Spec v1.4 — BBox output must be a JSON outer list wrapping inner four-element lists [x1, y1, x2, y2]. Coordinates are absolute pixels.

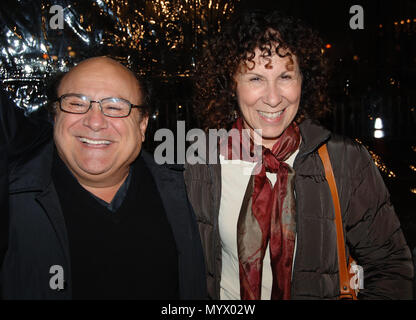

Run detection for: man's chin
[[74, 160, 114, 178], [79, 166, 112, 177]]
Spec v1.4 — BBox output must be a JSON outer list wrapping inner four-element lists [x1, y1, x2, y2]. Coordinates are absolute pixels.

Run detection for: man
[[1, 57, 206, 299]]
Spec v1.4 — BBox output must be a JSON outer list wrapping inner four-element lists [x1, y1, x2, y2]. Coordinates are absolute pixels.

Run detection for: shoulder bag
[[318, 144, 358, 300]]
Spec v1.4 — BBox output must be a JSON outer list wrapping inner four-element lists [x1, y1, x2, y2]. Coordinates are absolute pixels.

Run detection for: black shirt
[[88, 166, 132, 213], [52, 151, 179, 299]]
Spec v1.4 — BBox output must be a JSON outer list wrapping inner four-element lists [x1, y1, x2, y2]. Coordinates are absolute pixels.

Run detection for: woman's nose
[[263, 83, 282, 107]]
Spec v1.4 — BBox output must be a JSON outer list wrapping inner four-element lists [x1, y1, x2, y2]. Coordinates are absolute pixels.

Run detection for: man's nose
[[263, 83, 282, 107], [82, 102, 108, 131]]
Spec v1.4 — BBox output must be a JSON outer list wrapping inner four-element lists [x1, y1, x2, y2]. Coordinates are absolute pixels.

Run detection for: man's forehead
[[60, 57, 136, 83], [57, 57, 141, 97]]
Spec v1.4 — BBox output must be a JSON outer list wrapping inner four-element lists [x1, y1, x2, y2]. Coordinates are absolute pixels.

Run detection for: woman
[[184, 10, 414, 300]]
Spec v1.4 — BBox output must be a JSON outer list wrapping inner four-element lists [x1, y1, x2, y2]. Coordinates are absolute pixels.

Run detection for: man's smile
[[78, 136, 113, 147]]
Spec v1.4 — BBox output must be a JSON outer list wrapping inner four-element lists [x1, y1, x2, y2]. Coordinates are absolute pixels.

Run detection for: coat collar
[[9, 138, 55, 193], [297, 119, 331, 158], [141, 150, 185, 172], [8, 139, 72, 278], [141, 149, 206, 299]]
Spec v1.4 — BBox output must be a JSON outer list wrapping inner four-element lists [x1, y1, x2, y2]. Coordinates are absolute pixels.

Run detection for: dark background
[[0, 0, 415, 250]]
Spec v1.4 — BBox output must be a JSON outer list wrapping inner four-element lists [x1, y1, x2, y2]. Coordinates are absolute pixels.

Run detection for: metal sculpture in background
[[0, 0, 238, 113]]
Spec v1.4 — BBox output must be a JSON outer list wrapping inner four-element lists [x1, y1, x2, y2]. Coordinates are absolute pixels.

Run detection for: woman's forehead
[[239, 49, 298, 73]]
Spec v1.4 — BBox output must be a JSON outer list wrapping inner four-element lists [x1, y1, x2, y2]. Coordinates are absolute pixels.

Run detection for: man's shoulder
[[9, 138, 54, 192], [140, 149, 185, 174]]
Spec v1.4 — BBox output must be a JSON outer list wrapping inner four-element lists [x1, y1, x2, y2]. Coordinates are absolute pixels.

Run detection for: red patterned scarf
[[227, 118, 300, 300]]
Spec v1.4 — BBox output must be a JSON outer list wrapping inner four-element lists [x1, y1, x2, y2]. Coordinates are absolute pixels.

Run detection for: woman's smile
[[257, 108, 286, 122]]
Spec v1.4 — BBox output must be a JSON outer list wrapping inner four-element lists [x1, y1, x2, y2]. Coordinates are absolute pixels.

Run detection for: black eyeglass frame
[[55, 93, 146, 118]]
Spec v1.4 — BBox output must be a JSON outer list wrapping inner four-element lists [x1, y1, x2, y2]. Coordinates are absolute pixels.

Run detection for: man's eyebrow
[[59, 93, 129, 100]]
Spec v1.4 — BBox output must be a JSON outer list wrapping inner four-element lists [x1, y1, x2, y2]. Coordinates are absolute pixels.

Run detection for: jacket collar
[[140, 149, 185, 172], [193, 119, 331, 163], [9, 138, 55, 193], [8, 138, 72, 278], [297, 119, 331, 158], [140, 149, 206, 299]]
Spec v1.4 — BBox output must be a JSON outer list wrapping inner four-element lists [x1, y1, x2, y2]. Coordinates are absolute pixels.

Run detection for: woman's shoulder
[[328, 133, 365, 151], [299, 119, 372, 169], [327, 133, 372, 168]]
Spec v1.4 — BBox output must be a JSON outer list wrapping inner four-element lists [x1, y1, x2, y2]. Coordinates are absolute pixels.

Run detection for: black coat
[[2, 136, 206, 299], [0, 92, 52, 269]]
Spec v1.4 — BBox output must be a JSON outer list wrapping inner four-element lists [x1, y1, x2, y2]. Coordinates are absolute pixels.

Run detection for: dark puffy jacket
[[184, 119, 414, 299]]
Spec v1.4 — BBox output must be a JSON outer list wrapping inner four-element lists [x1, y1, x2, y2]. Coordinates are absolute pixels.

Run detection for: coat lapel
[[141, 151, 191, 252], [9, 140, 71, 273], [141, 150, 204, 299], [35, 183, 71, 271]]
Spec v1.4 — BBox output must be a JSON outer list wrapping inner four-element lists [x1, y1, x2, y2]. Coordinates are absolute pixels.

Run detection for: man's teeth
[[258, 110, 284, 119], [79, 137, 111, 145]]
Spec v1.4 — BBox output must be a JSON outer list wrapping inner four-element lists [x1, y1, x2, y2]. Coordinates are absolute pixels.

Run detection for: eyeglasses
[[56, 93, 146, 118]]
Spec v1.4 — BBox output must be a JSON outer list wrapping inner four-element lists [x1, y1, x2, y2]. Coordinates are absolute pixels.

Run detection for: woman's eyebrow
[[243, 72, 263, 77], [243, 70, 295, 77]]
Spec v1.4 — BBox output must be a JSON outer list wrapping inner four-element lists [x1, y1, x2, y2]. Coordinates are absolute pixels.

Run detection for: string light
[[97, 0, 239, 76], [355, 139, 396, 178], [390, 18, 416, 33]]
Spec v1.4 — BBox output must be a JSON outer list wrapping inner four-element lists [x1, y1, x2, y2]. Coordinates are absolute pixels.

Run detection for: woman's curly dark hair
[[193, 10, 331, 130]]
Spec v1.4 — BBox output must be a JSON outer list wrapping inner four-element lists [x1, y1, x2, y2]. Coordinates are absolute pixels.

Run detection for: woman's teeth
[[79, 137, 111, 145], [258, 110, 284, 119]]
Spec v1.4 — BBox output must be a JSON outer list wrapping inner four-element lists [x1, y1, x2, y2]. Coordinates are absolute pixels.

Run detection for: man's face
[[54, 57, 148, 187]]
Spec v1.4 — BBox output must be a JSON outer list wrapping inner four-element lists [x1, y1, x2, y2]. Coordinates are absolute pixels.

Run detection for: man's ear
[[139, 114, 149, 142], [52, 101, 59, 123]]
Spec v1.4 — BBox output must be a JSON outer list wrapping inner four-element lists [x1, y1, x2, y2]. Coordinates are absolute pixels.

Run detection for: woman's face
[[234, 48, 302, 149]]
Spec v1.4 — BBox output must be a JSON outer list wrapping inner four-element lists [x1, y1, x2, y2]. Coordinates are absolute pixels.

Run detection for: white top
[[219, 149, 299, 300]]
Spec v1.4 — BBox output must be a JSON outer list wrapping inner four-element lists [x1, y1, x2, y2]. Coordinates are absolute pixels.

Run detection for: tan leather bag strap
[[318, 144, 356, 300]]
